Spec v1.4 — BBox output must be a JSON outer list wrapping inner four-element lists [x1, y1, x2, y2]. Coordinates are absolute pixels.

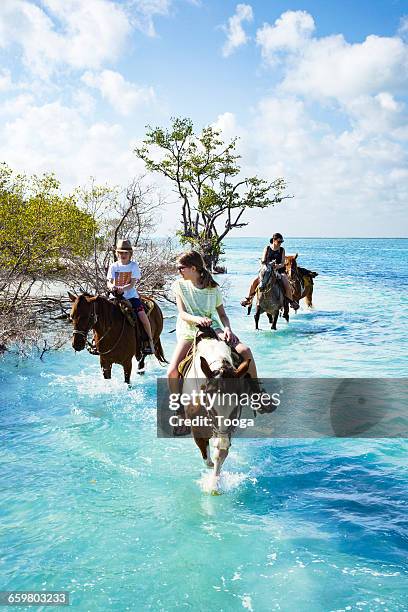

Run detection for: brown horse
[[69, 293, 167, 383], [285, 254, 318, 308]]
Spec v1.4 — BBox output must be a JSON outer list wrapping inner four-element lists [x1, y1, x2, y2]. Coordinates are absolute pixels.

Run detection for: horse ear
[[295, 253, 298, 259], [200, 356, 214, 379], [235, 359, 251, 378], [67, 291, 77, 302]]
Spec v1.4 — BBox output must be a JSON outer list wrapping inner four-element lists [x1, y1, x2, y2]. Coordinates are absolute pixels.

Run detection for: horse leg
[[123, 360, 132, 385], [283, 298, 290, 322], [271, 311, 279, 330], [194, 437, 214, 468], [100, 358, 112, 379], [210, 436, 231, 495], [254, 306, 261, 330], [137, 355, 145, 375]]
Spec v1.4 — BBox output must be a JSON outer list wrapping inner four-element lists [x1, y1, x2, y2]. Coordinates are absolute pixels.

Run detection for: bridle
[[72, 298, 126, 356], [72, 300, 98, 340]]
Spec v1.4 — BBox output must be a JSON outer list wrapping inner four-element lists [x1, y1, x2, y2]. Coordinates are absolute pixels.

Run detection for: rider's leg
[[137, 309, 155, 353], [241, 276, 260, 306], [167, 338, 193, 394], [234, 342, 258, 378], [128, 298, 155, 354], [215, 328, 259, 378]]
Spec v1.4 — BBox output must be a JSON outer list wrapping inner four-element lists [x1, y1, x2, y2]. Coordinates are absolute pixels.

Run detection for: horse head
[[285, 253, 298, 280], [258, 263, 274, 291], [68, 292, 97, 352], [199, 355, 250, 380]]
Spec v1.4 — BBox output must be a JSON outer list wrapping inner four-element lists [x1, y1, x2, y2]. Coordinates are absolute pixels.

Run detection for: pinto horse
[[181, 328, 250, 494], [69, 293, 166, 383], [285, 254, 318, 308]]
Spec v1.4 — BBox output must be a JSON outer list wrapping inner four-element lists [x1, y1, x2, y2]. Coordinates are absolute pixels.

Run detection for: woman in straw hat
[[107, 239, 155, 355]]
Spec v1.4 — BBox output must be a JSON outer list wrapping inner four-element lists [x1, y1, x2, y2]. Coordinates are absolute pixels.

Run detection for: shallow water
[[1, 238, 408, 611]]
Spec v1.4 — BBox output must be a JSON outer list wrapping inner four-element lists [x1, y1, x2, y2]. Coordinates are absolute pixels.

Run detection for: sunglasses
[[177, 265, 188, 271]]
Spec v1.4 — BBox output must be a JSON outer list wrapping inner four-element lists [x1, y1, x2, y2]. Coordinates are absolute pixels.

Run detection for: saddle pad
[[117, 299, 136, 327], [140, 295, 155, 317]]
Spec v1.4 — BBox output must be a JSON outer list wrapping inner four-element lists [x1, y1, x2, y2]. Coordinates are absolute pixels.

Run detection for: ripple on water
[[1, 238, 408, 609]]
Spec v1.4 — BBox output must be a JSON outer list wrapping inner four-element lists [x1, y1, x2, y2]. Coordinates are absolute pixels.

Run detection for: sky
[[0, 0, 407, 237]]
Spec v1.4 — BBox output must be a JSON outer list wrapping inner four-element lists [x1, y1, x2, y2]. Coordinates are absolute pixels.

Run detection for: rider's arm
[[261, 246, 269, 265], [107, 264, 115, 291], [216, 304, 231, 329], [216, 304, 238, 342], [276, 248, 286, 271]]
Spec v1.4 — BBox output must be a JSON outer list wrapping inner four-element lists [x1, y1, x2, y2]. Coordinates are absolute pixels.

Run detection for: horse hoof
[[204, 459, 214, 469], [137, 368, 145, 375]]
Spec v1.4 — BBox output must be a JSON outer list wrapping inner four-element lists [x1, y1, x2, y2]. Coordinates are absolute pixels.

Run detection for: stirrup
[[290, 300, 300, 310], [143, 341, 155, 355]]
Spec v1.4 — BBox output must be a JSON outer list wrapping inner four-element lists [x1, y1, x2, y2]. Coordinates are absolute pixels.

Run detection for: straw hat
[[115, 239, 133, 252]]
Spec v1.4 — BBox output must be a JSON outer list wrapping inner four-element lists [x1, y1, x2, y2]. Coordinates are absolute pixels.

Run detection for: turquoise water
[[1, 238, 408, 611]]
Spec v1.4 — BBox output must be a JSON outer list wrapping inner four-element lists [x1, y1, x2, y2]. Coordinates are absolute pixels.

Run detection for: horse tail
[[154, 337, 168, 364], [298, 267, 318, 281]]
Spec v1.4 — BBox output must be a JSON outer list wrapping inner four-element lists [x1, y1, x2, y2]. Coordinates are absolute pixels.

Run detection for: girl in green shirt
[[167, 251, 258, 390]]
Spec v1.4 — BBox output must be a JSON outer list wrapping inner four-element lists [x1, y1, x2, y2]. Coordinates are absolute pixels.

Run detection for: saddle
[[113, 295, 154, 327], [178, 329, 242, 377]]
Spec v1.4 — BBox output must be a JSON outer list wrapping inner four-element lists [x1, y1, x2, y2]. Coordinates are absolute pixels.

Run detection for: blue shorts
[[128, 297, 144, 313]]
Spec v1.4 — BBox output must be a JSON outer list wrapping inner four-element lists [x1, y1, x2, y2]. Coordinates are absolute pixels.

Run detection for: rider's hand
[[116, 287, 124, 294], [195, 316, 212, 327], [223, 327, 238, 344]]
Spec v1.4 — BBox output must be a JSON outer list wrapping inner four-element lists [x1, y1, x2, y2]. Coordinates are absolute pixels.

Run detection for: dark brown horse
[[69, 293, 167, 383], [285, 254, 318, 308]]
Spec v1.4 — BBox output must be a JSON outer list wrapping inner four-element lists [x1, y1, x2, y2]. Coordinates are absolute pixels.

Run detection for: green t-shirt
[[172, 278, 224, 340]]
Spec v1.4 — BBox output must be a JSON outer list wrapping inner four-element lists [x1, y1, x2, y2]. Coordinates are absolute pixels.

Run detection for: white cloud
[[346, 92, 407, 136], [249, 10, 408, 235], [0, 69, 13, 92], [0, 98, 145, 189], [398, 15, 408, 38], [222, 3, 253, 57], [0, 0, 131, 78], [82, 70, 155, 115], [208, 95, 408, 237], [256, 10, 408, 104], [127, 0, 172, 37], [256, 10, 314, 60]]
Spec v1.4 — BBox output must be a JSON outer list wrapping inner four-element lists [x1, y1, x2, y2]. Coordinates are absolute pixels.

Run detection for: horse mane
[[196, 325, 218, 341], [197, 337, 234, 368], [94, 295, 122, 330], [77, 294, 119, 330]]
